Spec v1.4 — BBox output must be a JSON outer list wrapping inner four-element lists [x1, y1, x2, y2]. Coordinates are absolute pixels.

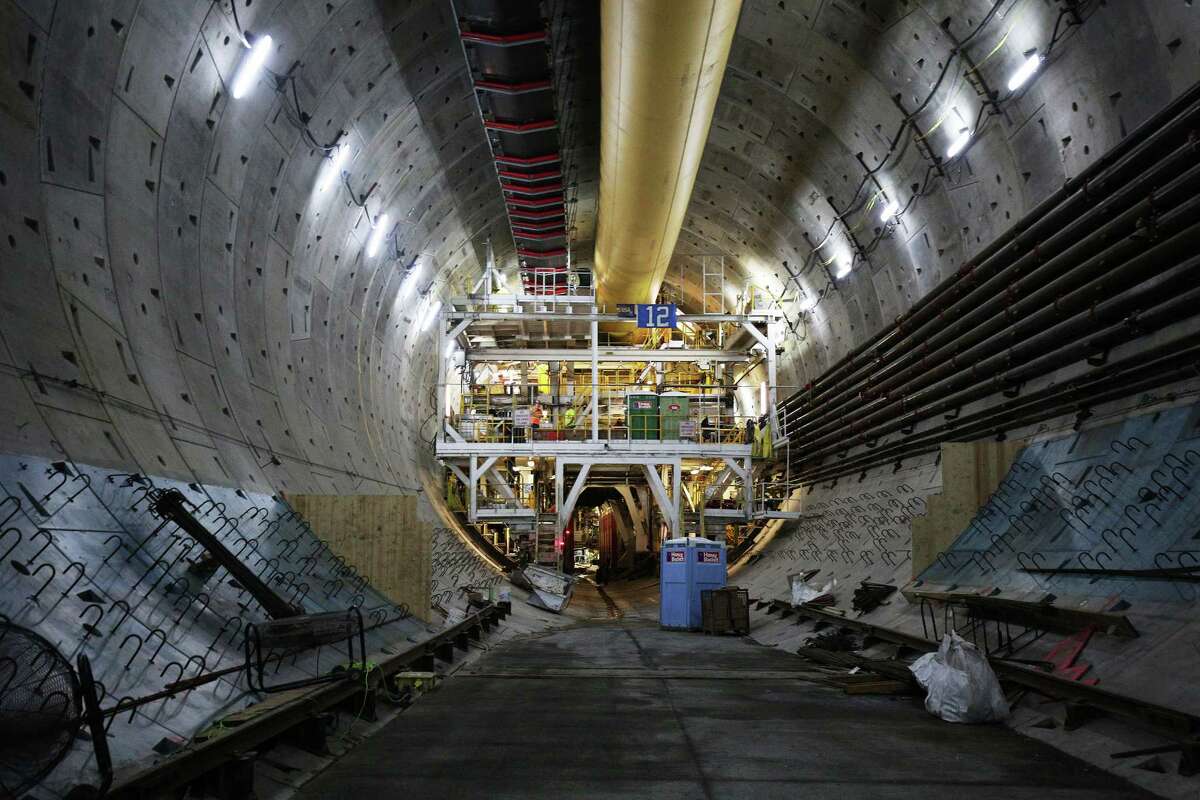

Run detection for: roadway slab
[[293, 613, 1156, 799]]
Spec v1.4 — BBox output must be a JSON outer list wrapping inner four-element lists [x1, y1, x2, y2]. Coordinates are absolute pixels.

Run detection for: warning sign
[[697, 551, 721, 563], [667, 551, 685, 562], [513, 408, 531, 426]]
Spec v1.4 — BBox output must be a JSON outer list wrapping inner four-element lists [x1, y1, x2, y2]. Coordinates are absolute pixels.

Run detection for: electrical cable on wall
[[792, 0, 1095, 315]]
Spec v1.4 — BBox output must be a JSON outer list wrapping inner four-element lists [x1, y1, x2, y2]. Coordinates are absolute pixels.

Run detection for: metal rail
[[105, 603, 507, 799]]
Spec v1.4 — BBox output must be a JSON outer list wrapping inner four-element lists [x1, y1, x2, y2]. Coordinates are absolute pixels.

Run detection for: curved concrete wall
[[0, 0, 507, 498], [674, 0, 1200, 392], [3, 0, 1199, 509]]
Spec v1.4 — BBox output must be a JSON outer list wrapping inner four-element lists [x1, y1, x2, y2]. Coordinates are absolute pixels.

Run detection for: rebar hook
[[27, 562, 57, 602], [119, 634, 143, 670]]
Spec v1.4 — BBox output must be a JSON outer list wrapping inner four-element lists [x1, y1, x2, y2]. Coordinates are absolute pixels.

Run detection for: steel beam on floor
[[105, 605, 503, 799]]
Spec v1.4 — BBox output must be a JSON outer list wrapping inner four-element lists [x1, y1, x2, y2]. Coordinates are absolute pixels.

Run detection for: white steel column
[[767, 318, 779, 439], [438, 317, 471, 443], [557, 463, 592, 535], [484, 466, 517, 501], [743, 322, 779, 439], [436, 312, 446, 443], [468, 455, 498, 522], [642, 462, 680, 539], [721, 456, 752, 520], [590, 319, 599, 441]]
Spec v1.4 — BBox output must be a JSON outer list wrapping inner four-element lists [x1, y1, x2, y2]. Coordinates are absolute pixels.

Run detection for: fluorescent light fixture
[[318, 144, 350, 192], [366, 214, 389, 257], [231, 34, 273, 100], [421, 300, 442, 332], [834, 259, 852, 279], [946, 128, 972, 159], [1006, 52, 1042, 92], [879, 198, 900, 221]]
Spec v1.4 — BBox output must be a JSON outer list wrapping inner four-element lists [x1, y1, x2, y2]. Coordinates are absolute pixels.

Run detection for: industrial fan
[[0, 622, 82, 798]]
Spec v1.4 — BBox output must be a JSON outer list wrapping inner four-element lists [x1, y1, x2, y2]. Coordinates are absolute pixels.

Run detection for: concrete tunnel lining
[[2, 0, 1200, 797]]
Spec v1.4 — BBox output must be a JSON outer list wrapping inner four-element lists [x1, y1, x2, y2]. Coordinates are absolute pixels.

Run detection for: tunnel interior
[[2, 0, 1200, 798]]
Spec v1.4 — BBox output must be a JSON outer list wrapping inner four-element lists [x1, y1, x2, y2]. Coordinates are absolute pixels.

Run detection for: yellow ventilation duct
[[594, 0, 743, 307]]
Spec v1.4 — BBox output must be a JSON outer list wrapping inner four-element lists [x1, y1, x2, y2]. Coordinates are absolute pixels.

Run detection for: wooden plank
[[285, 494, 434, 621]]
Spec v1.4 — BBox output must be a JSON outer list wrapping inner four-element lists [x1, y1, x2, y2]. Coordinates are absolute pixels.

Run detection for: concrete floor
[[294, 587, 1155, 799]]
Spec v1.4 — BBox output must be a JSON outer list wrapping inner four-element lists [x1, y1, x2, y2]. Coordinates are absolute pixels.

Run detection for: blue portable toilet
[[660, 537, 726, 630]]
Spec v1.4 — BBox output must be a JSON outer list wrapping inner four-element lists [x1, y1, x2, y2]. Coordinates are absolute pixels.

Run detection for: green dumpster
[[660, 392, 691, 440], [627, 391, 660, 440]]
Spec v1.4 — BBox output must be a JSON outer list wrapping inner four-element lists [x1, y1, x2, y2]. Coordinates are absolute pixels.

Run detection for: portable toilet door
[[659, 540, 691, 629], [627, 391, 660, 440], [659, 392, 691, 440]]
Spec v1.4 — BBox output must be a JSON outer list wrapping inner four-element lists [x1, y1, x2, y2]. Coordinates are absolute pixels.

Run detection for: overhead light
[[1006, 52, 1043, 92], [318, 144, 350, 192], [946, 129, 972, 159], [879, 198, 900, 221], [834, 259, 852, 279], [421, 300, 442, 332], [231, 34, 273, 100], [366, 214, 389, 257]]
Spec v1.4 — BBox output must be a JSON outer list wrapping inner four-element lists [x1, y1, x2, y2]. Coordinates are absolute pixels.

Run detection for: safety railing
[[449, 383, 761, 446]]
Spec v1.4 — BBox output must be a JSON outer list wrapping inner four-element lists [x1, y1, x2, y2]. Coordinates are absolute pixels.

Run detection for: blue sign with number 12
[[636, 303, 677, 329]]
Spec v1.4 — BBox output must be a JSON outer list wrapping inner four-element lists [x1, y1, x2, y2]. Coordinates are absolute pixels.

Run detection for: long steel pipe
[[593, 0, 742, 306], [797, 277, 1200, 466], [781, 86, 1200, 417], [797, 339, 1200, 485], [784, 145, 1200, 436], [790, 196, 1200, 451]]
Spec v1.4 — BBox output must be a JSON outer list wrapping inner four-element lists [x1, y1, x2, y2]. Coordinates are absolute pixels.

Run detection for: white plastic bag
[[909, 631, 1009, 723], [789, 574, 836, 605]]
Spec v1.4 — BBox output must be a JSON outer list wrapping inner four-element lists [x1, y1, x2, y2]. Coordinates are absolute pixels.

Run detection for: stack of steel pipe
[[780, 81, 1200, 484]]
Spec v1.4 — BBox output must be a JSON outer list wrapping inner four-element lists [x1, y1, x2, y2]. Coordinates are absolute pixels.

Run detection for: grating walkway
[[293, 600, 1154, 799]]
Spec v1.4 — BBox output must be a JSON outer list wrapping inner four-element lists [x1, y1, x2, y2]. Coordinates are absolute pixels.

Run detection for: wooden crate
[[701, 587, 749, 635]]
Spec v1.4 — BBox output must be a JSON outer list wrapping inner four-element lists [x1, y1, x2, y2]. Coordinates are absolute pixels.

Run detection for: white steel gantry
[[434, 291, 783, 569]]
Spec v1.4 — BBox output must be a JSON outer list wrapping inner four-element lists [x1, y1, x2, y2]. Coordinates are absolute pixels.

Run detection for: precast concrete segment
[[294, 615, 1153, 800]]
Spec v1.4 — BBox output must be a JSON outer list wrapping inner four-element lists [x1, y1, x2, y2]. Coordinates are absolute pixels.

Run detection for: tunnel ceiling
[[0, 0, 599, 496], [671, 0, 1200, 392], [1, 0, 1198, 500]]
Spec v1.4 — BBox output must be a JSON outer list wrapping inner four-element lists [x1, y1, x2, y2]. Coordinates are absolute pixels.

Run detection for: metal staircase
[[535, 513, 559, 568]]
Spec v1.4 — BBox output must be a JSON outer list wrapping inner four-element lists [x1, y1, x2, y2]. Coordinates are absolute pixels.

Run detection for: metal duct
[[594, 0, 742, 306]]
